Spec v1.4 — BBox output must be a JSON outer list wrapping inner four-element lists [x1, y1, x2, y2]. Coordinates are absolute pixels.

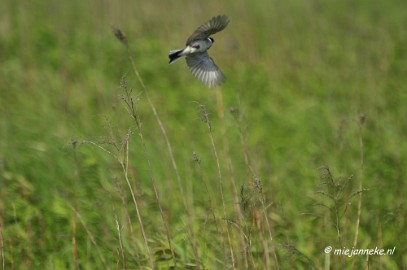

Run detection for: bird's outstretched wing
[[186, 15, 229, 45], [186, 52, 225, 87]]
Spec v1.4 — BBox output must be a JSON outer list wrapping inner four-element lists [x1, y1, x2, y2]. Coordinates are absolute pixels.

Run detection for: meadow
[[0, 0, 406, 269]]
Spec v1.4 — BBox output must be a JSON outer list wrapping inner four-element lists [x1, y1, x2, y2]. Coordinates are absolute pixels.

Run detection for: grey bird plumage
[[169, 15, 229, 87]]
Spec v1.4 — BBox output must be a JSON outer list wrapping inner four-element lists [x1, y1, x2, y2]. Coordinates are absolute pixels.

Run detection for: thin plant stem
[[67, 203, 110, 270], [0, 225, 5, 270], [121, 85, 177, 268], [114, 207, 126, 269], [320, 167, 344, 268], [70, 140, 80, 270], [352, 115, 365, 270], [215, 88, 249, 269], [113, 175, 136, 243], [119, 137, 154, 269], [193, 153, 227, 267], [233, 105, 279, 269], [198, 102, 236, 270], [113, 27, 199, 266]]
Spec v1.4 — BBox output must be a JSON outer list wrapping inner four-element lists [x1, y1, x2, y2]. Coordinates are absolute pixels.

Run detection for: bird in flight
[[169, 15, 230, 87]]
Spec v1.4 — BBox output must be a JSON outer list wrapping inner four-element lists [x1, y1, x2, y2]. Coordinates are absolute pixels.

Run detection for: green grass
[[1, 0, 406, 269]]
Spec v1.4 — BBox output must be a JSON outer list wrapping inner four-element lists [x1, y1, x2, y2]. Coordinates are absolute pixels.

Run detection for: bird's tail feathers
[[169, 49, 184, 64]]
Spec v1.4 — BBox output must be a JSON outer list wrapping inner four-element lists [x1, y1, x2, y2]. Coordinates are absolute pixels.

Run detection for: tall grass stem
[[113, 27, 200, 266]]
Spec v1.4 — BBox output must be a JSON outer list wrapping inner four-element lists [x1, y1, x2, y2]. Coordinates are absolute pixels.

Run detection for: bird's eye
[[193, 45, 200, 49]]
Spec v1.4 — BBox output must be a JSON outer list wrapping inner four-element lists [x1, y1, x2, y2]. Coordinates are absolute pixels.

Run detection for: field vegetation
[[0, 0, 406, 269]]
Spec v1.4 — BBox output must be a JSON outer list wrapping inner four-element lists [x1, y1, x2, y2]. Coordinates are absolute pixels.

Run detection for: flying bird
[[169, 15, 229, 87]]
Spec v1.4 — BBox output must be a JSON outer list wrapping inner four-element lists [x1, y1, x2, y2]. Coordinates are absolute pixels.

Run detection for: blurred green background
[[0, 0, 406, 269]]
